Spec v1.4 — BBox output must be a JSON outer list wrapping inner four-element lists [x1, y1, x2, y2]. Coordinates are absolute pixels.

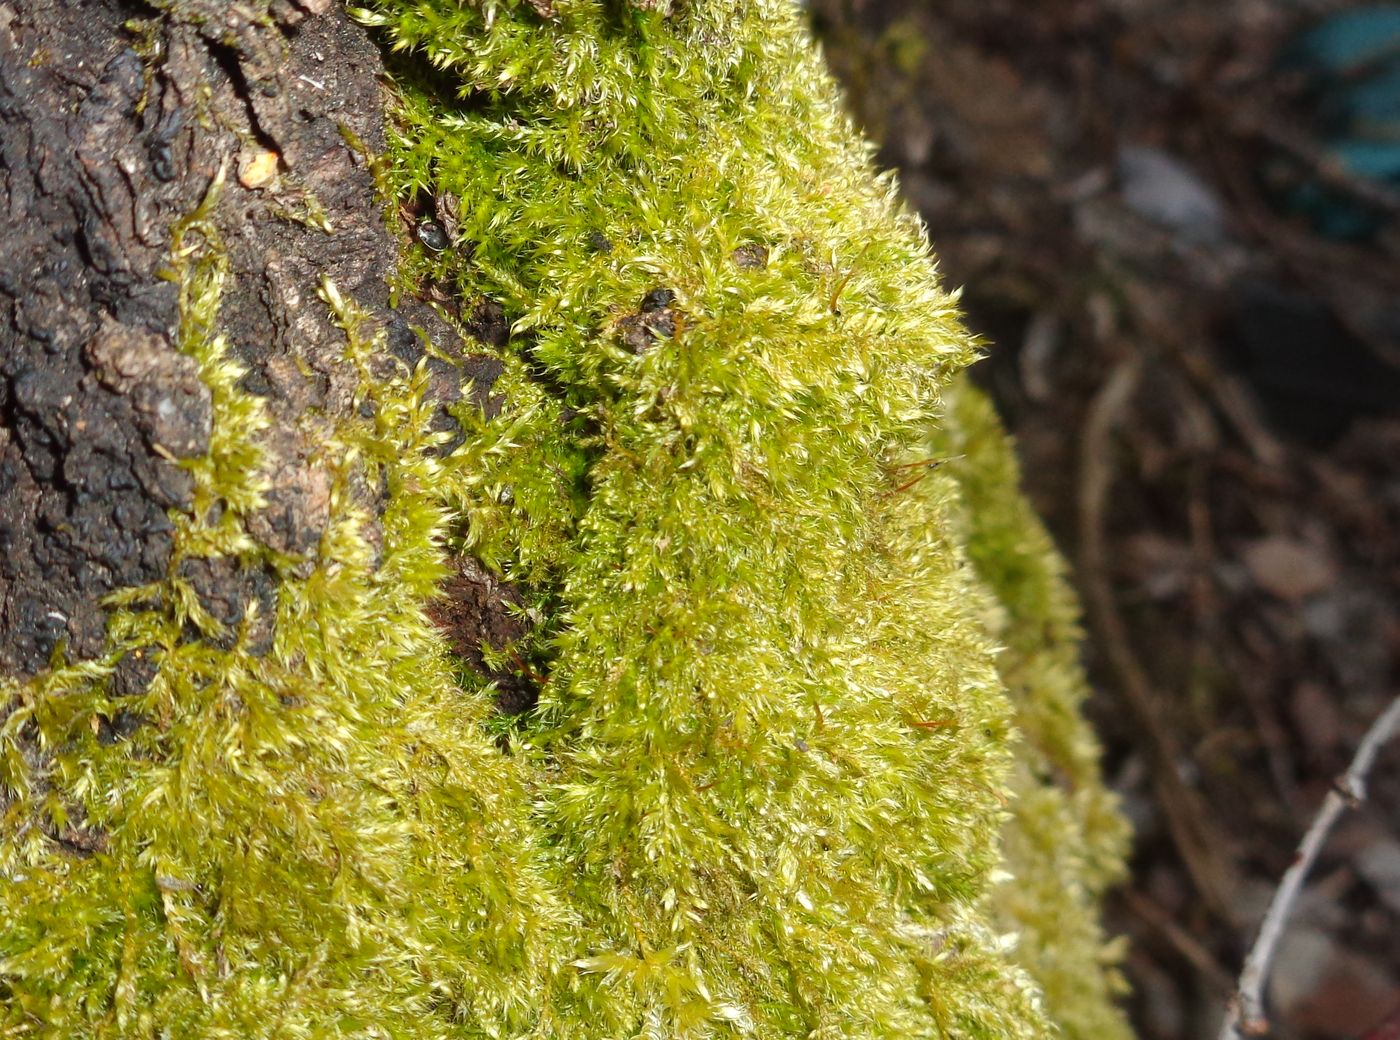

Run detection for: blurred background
[[807, 1, 1400, 1037]]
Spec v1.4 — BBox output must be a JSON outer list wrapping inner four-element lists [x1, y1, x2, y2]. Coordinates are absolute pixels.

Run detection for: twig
[[1218, 695, 1400, 1040], [1121, 888, 1236, 996], [1078, 357, 1241, 923]]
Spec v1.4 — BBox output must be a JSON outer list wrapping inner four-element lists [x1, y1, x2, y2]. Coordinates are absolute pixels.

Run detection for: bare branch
[[1218, 695, 1400, 1040], [1078, 356, 1240, 921]]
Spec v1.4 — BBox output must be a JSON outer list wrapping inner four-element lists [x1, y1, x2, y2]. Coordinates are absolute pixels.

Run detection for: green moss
[[934, 383, 1132, 1040], [1, 173, 561, 1038], [0, 1, 1130, 1037]]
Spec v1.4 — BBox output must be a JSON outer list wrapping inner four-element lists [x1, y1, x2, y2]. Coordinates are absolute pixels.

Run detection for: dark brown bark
[[0, 0, 504, 682]]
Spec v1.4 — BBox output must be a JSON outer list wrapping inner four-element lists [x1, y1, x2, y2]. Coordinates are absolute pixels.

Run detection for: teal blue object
[[1285, 5, 1400, 77], [1277, 8, 1400, 238], [1328, 137, 1400, 179], [1288, 139, 1400, 238], [1324, 56, 1400, 141], [1290, 181, 1382, 240]]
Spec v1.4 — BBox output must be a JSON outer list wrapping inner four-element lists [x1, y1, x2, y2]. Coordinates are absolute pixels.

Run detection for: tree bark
[[0, 4, 1133, 1035], [0, 0, 501, 683]]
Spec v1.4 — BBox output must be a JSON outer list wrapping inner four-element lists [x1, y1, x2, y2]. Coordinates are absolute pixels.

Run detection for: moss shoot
[[0, 0, 1129, 1037]]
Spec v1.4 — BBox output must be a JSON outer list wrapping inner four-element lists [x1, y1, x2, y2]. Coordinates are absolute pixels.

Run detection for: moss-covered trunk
[[2, 1, 1129, 1037], [0, 0, 505, 678]]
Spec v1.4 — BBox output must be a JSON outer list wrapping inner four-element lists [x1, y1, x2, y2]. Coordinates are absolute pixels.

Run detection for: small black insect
[[416, 219, 451, 253], [148, 139, 177, 182], [640, 287, 675, 312], [147, 110, 184, 183]]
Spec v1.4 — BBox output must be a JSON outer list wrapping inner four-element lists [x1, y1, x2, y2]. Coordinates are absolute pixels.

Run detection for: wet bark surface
[[1, 0, 205, 676], [0, 1, 513, 686]]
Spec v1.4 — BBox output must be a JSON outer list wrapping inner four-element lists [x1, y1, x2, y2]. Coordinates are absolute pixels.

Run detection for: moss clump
[[935, 384, 1131, 1040], [0, 1, 1129, 1037]]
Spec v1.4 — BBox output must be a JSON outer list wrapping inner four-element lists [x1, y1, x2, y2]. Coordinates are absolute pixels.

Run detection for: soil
[[811, 1, 1400, 1037]]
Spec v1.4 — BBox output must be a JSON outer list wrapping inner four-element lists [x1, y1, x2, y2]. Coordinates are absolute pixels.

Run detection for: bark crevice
[[0, 0, 509, 690]]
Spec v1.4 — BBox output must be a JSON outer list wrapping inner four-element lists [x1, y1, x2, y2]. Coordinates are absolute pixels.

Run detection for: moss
[[934, 383, 1133, 1040], [1, 172, 561, 1038], [1, 1, 1129, 1037]]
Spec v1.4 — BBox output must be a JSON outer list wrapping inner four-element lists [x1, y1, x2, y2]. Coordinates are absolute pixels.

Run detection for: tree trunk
[[0, 2, 1131, 1037], [1, 0, 501, 682]]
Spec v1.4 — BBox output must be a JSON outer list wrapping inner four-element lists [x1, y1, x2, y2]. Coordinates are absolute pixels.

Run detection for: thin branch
[[1121, 888, 1236, 996], [1078, 356, 1240, 922], [1218, 695, 1400, 1040]]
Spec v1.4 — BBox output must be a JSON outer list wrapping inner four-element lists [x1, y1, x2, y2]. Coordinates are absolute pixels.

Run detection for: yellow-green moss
[[935, 383, 1133, 1040], [0, 1, 1130, 1037]]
